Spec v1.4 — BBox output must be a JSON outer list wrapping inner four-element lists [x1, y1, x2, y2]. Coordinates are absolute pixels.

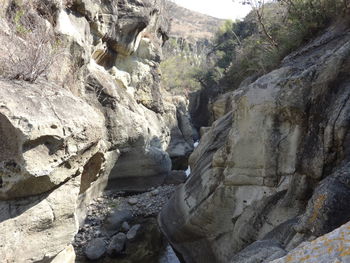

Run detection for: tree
[[234, 0, 279, 49]]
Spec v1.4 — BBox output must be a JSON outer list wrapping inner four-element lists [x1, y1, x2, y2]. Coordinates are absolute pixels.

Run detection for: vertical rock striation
[[0, 0, 192, 261], [160, 22, 350, 263]]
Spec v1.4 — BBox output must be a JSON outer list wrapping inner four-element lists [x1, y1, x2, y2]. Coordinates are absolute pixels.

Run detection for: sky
[[172, 0, 252, 20]]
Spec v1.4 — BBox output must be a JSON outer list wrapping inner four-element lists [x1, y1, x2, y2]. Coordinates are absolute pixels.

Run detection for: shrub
[[160, 53, 202, 95], [0, 1, 63, 83], [196, 0, 350, 93]]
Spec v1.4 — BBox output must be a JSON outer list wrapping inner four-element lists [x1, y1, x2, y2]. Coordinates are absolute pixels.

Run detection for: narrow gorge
[[0, 0, 350, 263]]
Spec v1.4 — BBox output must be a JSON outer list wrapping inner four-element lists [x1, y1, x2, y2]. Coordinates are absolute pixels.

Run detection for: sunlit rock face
[[0, 0, 191, 261], [160, 23, 350, 263], [0, 80, 104, 200]]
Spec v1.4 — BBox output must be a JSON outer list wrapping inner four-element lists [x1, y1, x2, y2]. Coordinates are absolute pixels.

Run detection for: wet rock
[[127, 224, 142, 240], [107, 233, 127, 257], [84, 238, 107, 260]]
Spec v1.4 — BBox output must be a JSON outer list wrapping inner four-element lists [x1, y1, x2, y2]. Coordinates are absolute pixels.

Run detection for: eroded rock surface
[[0, 0, 190, 261], [160, 22, 350, 263], [271, 221, 350, 263]]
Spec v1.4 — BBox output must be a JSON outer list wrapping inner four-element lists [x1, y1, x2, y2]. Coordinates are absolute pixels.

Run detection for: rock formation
[[1, 0, 350, 262], [160, 21, 350, 263], [0, 0, 191, 261]]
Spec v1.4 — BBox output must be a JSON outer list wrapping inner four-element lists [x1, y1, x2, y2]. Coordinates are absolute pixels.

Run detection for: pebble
[[128, 197, 138, 205], [126, 224, 141, 240], [151, 189, 160, 196], [121, 221, 130, 232], [73, 185, 176, 259]]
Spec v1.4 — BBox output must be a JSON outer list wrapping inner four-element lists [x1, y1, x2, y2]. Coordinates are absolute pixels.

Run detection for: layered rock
[[0, 80, 104, 200], [0, 0, 190, 261], [160, 22, 350, 263]]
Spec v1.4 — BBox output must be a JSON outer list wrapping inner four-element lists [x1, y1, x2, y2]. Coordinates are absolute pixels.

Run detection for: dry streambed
[[73, 185, 181, 263]]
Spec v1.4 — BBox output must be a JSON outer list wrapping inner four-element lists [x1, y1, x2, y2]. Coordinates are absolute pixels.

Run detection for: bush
[[0, 1, 63, 83], [196, 0, 350, 93], [160, 53, 202, 95]]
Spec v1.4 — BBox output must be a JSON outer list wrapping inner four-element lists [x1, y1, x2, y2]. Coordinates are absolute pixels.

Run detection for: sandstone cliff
[[0, 0, 191, 261], [160, 20, 350, 263]]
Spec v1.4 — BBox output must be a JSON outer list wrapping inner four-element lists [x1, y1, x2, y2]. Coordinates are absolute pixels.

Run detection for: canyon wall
[[0, 0, 191, 261], [160, 21, 350, 263]]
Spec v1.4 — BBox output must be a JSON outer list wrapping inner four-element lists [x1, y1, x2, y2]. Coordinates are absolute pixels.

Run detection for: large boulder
[[160, 23, 350, 262], [0, 177, 81, 262], [270, 221, 350, 263], [0, 80, 104, 200]]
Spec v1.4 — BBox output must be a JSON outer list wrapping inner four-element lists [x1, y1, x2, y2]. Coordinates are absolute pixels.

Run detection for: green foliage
[[162, 0, 349, 96], [196, 0, 349, 92], [11, 4, 31, 35], [160, 53, 202, 95], [1, 0, 64, 83]]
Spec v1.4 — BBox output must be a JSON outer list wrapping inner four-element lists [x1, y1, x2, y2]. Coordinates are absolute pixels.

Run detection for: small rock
[[84, 238, 107, 260], [151, 189, 160, 196], [121, 221, 130, 232], [128, 198, 138, 205], [107, 233, 126, 257], [103, 209, 133, 236], [126, 224, 141, 240]]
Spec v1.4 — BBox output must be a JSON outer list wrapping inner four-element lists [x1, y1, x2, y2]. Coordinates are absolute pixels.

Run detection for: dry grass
[[0, 1, 64, 83]]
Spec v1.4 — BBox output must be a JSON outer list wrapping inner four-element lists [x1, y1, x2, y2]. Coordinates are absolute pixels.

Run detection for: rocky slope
[[160, 20, 350, 263], [0, 0, 193, 262], [165, 1, 224, 42], [162, 1, 223, 60]]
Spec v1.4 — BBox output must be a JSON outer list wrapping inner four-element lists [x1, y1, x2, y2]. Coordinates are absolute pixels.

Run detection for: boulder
[[103, 209, 133, 236], [51, 245, 76, 263], [230, 240, 286, 263], [0, 177, 81, 262], [107, 233, 127, 256], [270, 221, 350, 263], [85, 62, 173, 192], [295, 164, 350, 236], [0, 80, 104, 200], [85, 238, 107, 260], [160, 23, 350, 262]]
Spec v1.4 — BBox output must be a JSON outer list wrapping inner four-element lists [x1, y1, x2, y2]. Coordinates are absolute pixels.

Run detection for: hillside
[[161, 1, 224, 95], [165, 1, 225, 41]]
